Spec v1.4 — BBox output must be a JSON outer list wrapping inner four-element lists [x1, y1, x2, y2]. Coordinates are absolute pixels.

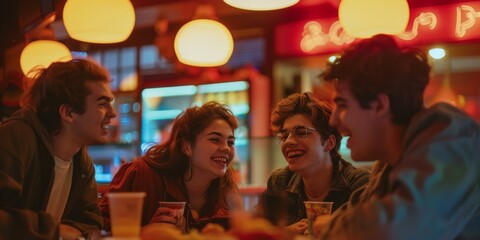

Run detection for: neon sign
[[275, 1, 480, 57], [456, 5, 480, 37], [398, 12, 437, 40], [300, 21, 354, 52]]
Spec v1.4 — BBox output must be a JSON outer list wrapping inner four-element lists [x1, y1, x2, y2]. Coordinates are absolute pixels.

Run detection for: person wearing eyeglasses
[[259, 92, 370, 235]]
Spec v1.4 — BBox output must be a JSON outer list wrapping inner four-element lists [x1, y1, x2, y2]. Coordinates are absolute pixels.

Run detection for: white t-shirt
[[45, 156, 73, 223]]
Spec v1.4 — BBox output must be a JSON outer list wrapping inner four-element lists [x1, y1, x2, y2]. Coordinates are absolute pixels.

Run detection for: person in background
[[260, 92, 370, 235], [313, 34, 480, 239], [99, 101, 240, 233], [0, 58, 116, 239]]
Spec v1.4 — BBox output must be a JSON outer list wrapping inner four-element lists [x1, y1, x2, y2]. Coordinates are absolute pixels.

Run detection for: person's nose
[[219, 141, 230, 152], [108, 104, 117, 118], [283, 132, 297, 144]]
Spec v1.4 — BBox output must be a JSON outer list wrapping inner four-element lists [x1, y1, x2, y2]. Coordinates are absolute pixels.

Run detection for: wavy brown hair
[[322, 34, 431, 125], [143, 101, 238, 216], [271, 92, 342, 166], [21, 58, 110, 135]]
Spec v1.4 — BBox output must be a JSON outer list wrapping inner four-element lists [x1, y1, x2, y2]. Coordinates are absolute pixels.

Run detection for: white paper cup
[[108, 192, 146, 237]]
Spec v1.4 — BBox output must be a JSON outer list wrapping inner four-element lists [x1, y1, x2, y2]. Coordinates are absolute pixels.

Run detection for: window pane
[[140, 45, 158, 69], [140, 45, 174, 71], [227, 38, 265, 69], [103, 49, 119, 69], [120, 47, 137, 68], [89, 51, 102, 64], [109, 68, 119, 91]]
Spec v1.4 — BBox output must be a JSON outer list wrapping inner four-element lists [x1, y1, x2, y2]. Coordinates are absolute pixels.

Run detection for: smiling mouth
[[286, 150, 305, 160], [288, 151, 303, 157], [212, 157, 228, 165], [100, 122, 113, 136]]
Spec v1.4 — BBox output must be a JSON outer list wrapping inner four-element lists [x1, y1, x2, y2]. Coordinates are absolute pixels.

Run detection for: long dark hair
[[143, 101, 238, 216]]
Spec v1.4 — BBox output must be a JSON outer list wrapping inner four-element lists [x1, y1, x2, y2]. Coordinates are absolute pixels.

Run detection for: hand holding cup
[[285, 219, 309, 235], [303, 201, 333, 237], [150, 201, 186, 231]]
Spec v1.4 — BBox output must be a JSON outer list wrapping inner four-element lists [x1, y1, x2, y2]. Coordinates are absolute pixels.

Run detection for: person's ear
[[324, 135, 336, 152], [371, 93, 390, 117], [182, 141, 192, 157], [58, 104, 75, 123]]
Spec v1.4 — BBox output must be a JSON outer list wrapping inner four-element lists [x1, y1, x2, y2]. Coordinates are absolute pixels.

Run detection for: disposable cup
[[108, 192, 146, 238], [158, 201, 186, 229], [303, 201, 333, 236]]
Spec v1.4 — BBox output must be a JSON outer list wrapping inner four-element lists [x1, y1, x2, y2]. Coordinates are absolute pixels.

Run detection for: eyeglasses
[[276, 126, 318, 144]]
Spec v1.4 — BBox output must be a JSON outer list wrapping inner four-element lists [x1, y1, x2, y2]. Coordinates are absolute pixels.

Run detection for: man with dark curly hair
[[313, 34, 480, 239]]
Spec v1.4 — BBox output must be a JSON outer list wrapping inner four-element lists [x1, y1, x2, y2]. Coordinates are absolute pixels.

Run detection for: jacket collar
[[9, 106, 54, 155], [285, 159, 350, 194]]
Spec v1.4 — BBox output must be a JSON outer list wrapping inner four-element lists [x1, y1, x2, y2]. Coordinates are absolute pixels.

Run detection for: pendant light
[[63, 0, 135, 43], [224, 0, 299, 11], [174, 4, 234, 67], [20, 40, 72, 77], [339, 0, 410, 38]]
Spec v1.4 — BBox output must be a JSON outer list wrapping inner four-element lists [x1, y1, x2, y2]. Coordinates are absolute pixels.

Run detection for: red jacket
[[98, 157, 230, 232]]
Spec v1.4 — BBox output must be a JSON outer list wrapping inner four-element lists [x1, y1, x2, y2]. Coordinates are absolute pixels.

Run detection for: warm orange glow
[[174, 19, 234, 67], [224, 0, 299, 11], [428, 82, 459, 107], [339, 0, 410, 38], [63, 0, 135, 43], [20, 40, 72, 77], [276, 2, 480, 57]]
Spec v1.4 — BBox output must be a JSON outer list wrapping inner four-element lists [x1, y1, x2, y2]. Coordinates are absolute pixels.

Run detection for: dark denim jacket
[[261, 159, 370, 225]]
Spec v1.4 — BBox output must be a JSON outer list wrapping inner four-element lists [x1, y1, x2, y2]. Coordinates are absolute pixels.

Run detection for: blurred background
[[1, 0, 479, 191]]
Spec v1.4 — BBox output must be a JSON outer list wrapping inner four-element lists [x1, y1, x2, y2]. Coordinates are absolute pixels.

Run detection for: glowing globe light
[[428, 48, 446, 60], [63, 0, 135, 43], [174, 19, 234, 67], [328, 55, 338, 63], [20, 40, 72, 77], [224, 0, 300, 11], [339, 0, 410, 38]]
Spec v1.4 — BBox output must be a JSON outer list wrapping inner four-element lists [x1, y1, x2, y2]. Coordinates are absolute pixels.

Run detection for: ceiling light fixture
[[63, 0, 135, 43], [174, 4, 234, 67], [224, 0, 300, 11], [339, 0, 410, 38], [20, 40, 72, 77]]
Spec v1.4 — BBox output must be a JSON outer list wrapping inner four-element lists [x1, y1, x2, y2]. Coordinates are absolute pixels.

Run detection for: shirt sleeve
[[0, 121, 59, 239]]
